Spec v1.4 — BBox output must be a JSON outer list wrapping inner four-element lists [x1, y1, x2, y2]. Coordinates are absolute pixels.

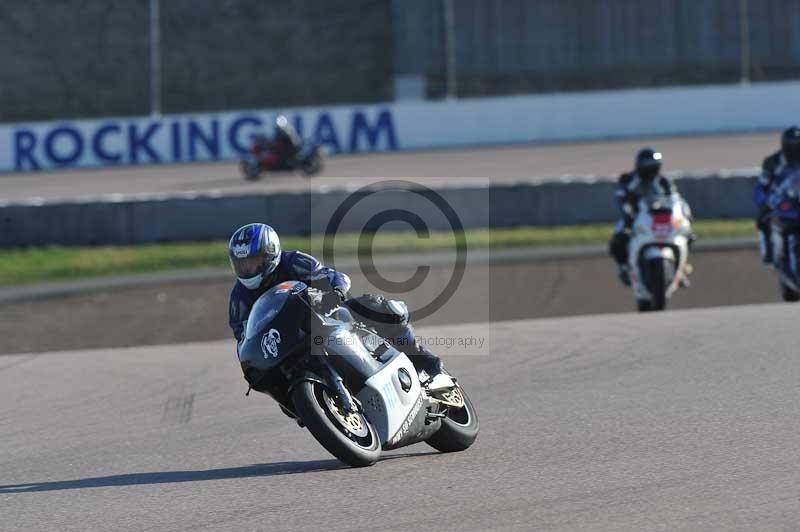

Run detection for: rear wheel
[[291, 381, 380, 467], [426, 386, 479, 453]]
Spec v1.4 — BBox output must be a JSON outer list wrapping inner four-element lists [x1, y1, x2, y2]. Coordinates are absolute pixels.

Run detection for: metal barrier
[[0, 174, 757, 248]]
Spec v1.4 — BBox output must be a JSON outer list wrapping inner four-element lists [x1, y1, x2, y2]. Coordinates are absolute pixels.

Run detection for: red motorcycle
[[240, 139, 324, 180]]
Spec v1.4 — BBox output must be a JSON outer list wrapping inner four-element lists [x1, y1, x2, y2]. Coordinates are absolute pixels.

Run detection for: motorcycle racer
[[228, 223, 444, 379], [753, 126, 800, 263]]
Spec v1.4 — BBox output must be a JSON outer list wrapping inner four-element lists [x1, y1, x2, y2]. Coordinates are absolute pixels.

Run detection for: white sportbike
[[628, 193, 693, 311]]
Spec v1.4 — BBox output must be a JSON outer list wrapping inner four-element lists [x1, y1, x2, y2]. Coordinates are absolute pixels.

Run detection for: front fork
[[770, 223, 798, 270], [316, 352, 358, 413], [788, 234, 799, 278], [770, 222, 800, 287]]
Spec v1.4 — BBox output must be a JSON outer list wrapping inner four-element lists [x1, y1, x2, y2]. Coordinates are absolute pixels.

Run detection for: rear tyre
[[291, 381, 380, 467], [426, 387, 479, 453], [780, 281, 800, 302]]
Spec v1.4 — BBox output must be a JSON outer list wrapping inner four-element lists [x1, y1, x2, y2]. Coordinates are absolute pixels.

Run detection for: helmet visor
[[231, 253, 279, 280], [638, 164, 661, 181], [784, 142, 800, 163]]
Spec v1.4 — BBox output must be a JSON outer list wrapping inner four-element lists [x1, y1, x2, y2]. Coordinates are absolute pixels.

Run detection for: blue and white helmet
[[228, 223, 281, 290]]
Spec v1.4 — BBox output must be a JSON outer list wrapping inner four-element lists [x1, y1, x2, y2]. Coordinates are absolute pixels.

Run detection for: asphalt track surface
[[0, 131, 776, 202], [4, 303, 800, 531]]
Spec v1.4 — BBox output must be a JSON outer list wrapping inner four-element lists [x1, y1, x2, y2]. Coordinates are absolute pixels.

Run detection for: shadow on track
[[0, 452, 438, 494]]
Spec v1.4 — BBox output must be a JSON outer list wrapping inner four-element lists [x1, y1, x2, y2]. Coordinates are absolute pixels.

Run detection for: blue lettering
[[14, 129, 40, 171], [292, 114, 304, 139], [188, 119, 220, 160], [128, 122, 162, 163], [44, 125, 84, 166], [349, 109, 397, 152], [313, 113, 341, 154], [92, 123, 122, 163], [171, 121, 182, 162], [227, 115, 262, 155]]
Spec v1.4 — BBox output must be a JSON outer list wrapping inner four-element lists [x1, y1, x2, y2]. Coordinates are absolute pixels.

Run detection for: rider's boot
[[759, 228, 774, 264], [679, 233, 697, 287], [679, 263, 694, 288], [617, 264, 632, 287]]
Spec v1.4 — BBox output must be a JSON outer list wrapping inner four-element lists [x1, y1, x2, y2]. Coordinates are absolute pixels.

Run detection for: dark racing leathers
[[228, 251, 442, 375], [753, 151, 789, 263], [609, 171, 678, 268]]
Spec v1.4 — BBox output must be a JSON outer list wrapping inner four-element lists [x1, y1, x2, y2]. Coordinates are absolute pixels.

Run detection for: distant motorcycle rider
[[228, 223, 444, 379], [753, 126, 800, 263], [609, 148, 690, 286], [249, 116, 301, 170]]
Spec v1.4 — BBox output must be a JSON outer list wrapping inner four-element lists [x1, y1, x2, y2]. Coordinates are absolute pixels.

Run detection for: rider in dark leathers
[[609, 148, 682, 286], [228, 223, 444, 378], [753, 126, 800, 263]]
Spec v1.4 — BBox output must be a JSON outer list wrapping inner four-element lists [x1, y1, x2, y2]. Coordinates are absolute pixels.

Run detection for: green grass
[[0, 219, 756, 287]]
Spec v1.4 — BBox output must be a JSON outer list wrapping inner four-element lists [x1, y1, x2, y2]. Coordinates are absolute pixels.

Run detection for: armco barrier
[[0, 175, 757, 248]]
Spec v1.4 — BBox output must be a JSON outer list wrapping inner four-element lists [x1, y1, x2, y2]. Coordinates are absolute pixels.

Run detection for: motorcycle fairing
[[238, 282, 310, 380], [769, 170, 800, 290], [628, 194, 691, 301], [356, 350, 440, 449]]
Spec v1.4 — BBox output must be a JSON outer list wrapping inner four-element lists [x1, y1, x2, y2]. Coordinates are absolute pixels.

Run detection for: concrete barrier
[[4, 81, 800, 173], [0, 173, 758, 248]]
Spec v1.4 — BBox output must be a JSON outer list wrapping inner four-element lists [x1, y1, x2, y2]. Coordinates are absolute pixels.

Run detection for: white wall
[[393, 80, 800, 148], [2, 81, 799, 172]]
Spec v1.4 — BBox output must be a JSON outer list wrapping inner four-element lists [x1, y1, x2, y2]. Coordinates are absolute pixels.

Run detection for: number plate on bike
[[652, 213, 672, 240]]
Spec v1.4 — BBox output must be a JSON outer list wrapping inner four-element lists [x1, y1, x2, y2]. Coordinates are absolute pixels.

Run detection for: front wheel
[[644, 258, 674, 311], [291, 381, 381, 467], [426, 386, 479, 453], [780, 280, 800, 302], [241, 160, 261, 181], [300, 153, 323, 176]]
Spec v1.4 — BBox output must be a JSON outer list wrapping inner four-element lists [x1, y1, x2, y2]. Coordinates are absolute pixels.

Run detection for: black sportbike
[[237, 280, 479, 467]]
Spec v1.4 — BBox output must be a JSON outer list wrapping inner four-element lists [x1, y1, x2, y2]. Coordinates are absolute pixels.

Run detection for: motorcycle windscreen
[[239, 282, 309, 371]]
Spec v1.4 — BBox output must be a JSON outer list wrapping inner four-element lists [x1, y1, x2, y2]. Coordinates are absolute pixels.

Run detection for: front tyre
[[241, 159, 261, 181], [426, 386, 479, 453], [300, 152, 323, 176], [780, 280, 800, 302], [291, 381, 380, 467], [644, 258, 674, 311]]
